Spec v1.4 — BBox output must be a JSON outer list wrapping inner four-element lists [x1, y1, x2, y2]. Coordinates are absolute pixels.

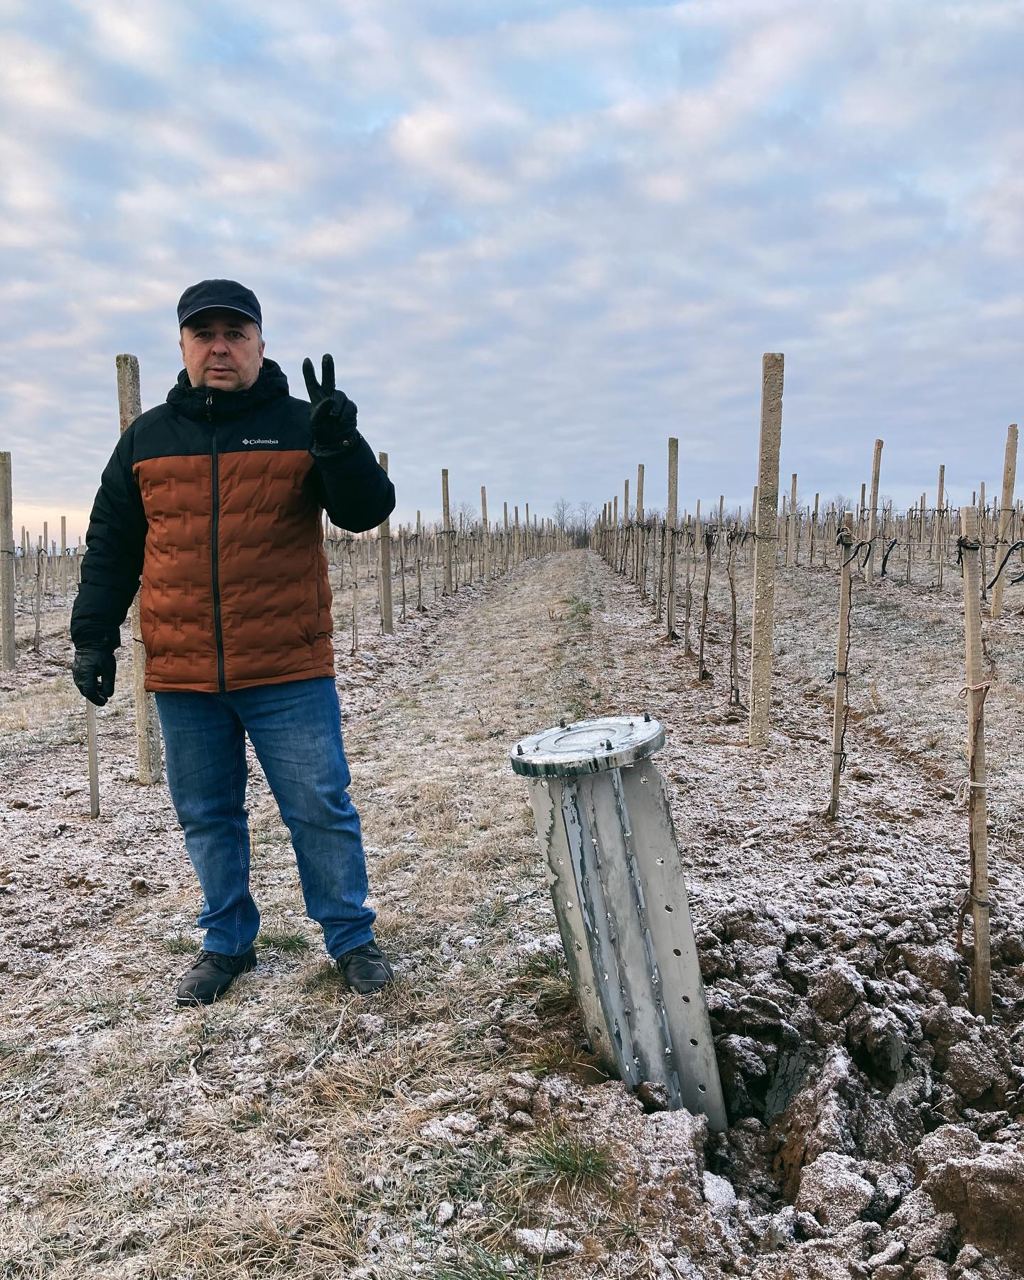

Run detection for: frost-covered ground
[[0, 548, 1022, 1279]]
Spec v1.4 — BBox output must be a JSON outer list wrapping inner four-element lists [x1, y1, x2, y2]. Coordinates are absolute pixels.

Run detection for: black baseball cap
[[177, 279, 262, 330]]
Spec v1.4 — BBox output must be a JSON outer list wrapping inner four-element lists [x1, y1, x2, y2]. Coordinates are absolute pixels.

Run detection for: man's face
[[180, 310, 265, 391]]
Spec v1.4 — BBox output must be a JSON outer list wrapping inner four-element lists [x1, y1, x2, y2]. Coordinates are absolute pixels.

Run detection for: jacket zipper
[[208, 394, 226, 692]]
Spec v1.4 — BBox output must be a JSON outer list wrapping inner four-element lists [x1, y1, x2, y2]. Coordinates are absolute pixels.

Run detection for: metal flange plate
[[510, 715, 665, 778]]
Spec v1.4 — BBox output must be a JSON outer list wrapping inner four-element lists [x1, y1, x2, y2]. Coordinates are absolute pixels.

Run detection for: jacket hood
[[167, 358, 290, 421]]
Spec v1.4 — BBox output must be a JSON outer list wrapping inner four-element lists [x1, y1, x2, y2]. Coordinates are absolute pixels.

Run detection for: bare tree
[[552, 498, 573, 532], [576, 502, 596, 537], [455, 501, 477, 531]]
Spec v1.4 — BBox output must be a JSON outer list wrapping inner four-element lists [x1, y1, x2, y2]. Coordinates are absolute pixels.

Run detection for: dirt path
[[2, 551, 1022, 1279]]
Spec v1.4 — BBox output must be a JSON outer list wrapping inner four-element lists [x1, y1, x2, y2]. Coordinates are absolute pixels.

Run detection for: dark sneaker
[[335, 941, 394, 994], [176, 947, 257, 1007]]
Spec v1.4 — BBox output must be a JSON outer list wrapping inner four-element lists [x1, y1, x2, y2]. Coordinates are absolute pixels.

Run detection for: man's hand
[[73, 649, 116, 706], [302, 354, 358, 451]]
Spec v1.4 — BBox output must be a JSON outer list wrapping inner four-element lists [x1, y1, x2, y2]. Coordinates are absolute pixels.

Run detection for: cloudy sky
[[2, 0, 1022, 541]]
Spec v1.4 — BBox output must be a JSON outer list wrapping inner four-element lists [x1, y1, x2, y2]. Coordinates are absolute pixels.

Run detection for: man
[[70, 279, 396, 1006]]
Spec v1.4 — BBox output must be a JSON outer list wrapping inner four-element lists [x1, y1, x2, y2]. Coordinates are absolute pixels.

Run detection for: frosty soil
[[1, 550, 1022, 1279]]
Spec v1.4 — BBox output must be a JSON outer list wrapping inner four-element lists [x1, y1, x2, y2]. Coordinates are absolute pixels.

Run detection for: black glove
[[302, 354, 358, 452], [73, 648, 116, 707]]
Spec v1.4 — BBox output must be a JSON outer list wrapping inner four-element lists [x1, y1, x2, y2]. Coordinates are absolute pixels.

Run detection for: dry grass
[[0, 673, 80, 735]]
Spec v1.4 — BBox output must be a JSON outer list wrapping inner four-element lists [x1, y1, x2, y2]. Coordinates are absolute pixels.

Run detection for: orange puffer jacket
[[71, 360, 395, 693]]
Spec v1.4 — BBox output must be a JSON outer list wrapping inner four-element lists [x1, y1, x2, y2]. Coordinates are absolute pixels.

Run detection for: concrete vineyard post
[[666, 437, 679, 639], [510, 716, 726, 1130], [116, 354, 163, 786], [377, 453, 394, 635], [866, 439, 883, 584], [828, 515, 854, 820], [959, 507, 992, 1022], [749, 354, 784, 748], [990, 424, 1019, 620], [0, 452, 14, 670], [786, 474, 797, 568]]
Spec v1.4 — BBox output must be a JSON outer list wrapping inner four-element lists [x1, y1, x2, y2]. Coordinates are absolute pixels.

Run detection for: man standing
[[71, 279, 396, 1006]]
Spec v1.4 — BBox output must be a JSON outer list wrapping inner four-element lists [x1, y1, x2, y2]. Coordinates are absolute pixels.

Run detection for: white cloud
[[68, 0, 190, 72]]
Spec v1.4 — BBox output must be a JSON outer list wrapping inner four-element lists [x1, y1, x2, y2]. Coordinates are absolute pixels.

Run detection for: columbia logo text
[[242, 438, 279, 446]]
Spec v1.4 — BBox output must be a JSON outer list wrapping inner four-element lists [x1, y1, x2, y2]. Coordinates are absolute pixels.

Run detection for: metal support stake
[[511, 715, 726, 1129]]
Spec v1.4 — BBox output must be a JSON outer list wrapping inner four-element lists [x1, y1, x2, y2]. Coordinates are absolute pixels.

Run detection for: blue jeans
[[155, 677, 375, 959]]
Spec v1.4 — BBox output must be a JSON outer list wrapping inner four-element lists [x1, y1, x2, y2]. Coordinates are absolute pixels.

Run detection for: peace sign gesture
[[302, 353, 358, 450]]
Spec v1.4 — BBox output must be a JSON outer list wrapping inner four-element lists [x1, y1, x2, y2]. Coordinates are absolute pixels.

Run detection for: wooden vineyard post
[[786, 474, 797, 567], [827, 515, 854, 820], [348, 540, 360, 654], [959, 506, 992, 1022], [481, 486, 490, 583], [441, 469, 453, 595], [621, 478, 630, 575], [87, 702, 100, 818], [33, 548, 42, 653], [906, 501, 915, 584], [809, 492, 819, 567], [749, 354, 784, 748], [116, 354, 162, 785], [697, 528, 713, 680], [0, 452, 14, 670], [865, 438, 883, 584], [398, 527, 407, 623], [990, 424, 1019, 620], [666, 437, 679, 639], [978, 482, 987, 600], [377, 453, 394, 634], [635, 463, 645, 591], [726, 529, 742, 704], [415, 511, 425, 612]]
